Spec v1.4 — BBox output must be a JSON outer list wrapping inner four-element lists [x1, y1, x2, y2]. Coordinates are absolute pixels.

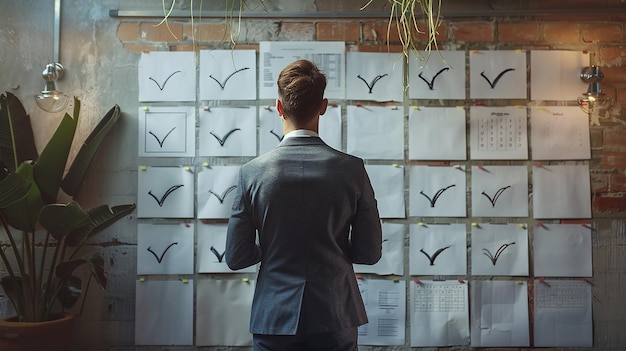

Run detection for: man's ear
[[276, 98, 284, 117], [319, 98, 328, 116]]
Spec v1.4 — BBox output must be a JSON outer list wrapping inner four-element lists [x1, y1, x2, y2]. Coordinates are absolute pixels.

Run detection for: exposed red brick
[[122, 44, 158, 53], [280, 22, 316, 41], [498, 23, 541, 42], [591, 173, 609, 193], [316, 22, 360, 42], [611, 173, 626, 192], [117, 22, 139, 42], [594, 193, 626, 213], [141, 22, 183, 42], [603, 129, 626, 149], [188, 23, 230, 42], [543, 22, 580, 43], [582, 23, 623, 43], [599, 47, 626, 67], [450, 22, 494, 42], [600, 67, 626, 85], [362, 20, 402, 43], [603, 152, 626, 170]]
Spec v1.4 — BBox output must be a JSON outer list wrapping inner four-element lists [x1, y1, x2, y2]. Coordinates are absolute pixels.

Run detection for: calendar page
[[470, 106, 528, 160], [530, 106, 590, 160]]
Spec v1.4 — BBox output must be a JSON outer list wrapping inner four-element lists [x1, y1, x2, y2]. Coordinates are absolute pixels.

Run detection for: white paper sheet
[[197, 166, 241, 219], [137, 222, 194, 275], [409, 223, 467, 276], [318, 105, 342, 151], [530, 50, 589, 101], [409, 166, 467, 217], [346, 52, 404, 102], [259, 41, 346, 99], [135, 280, 194, 345], [364, 165, 405, 218], [469, 50, 527, 99], [534, 279, 593, 347], [533, 223, 592, 277], [409, 50, 466, 100], [470, 223, 529, 276], [258, 105, 284, 155], [357, 279, 406, 346], [409, 280, 470, 346], [346, 105, 404, 160], [409, 106, 467, 160], [530, 106, 591, 160], [199, 49, 257, 100], [196, 279, 255, 346], [354, 222, 404, 275], [471, 165, 529, 217], [198, 106, 257, 157], [532, 164, 591, 219], [138, 106, 196, 157], [470, 106, 528, 160], [470, 280, 530, 347], [137, 166, 195, 218], [197, 222, 257, 274], [138, 51, 196, 102]]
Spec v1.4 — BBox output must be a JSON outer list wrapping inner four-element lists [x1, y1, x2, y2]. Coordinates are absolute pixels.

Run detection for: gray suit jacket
[[226, 136, 382, 335]]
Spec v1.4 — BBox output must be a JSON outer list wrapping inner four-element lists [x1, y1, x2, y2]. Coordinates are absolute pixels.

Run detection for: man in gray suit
[[226, 59, 382, 351]]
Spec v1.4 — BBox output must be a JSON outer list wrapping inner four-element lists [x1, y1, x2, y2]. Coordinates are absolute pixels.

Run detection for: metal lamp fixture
[[35, 0, 70, 113], [578, 65, 610, 113]]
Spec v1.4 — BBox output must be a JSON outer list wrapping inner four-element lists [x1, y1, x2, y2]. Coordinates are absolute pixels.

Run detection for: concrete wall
[[1, 0, 626, 350]]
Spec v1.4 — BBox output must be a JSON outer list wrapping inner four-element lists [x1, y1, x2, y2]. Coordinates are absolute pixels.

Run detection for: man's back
[[227, 136, 381, 335]]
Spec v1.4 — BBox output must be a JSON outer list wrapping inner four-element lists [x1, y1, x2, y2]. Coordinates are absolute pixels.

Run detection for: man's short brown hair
[[277, 59, 327, 125]]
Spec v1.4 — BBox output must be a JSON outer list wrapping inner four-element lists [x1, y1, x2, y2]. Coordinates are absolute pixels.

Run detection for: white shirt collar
[[283, 129, 319, 139]]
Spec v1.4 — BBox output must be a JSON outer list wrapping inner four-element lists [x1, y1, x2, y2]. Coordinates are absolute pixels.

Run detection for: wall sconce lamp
[[578, 65, 610, 114], [34, 0, 70, 113]]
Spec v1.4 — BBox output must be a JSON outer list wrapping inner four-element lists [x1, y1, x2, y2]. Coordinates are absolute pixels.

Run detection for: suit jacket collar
[[278, 136, 326, 147]]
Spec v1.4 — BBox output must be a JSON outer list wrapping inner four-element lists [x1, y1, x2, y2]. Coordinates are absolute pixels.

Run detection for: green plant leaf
[[0, 92, 38, 172], [65, 204, 136, 247], [57, 275, 81, 309], [0, 172, 31, 208], [62, 104, 121, 197], [39, 202, 90, 241], [3, 162, 44, 231], [55, 252, 106, 291], [33, 97, 80, 203]]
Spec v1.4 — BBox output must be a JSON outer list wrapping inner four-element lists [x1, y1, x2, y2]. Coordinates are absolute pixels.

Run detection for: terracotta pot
[[0, 314, 75, 351]]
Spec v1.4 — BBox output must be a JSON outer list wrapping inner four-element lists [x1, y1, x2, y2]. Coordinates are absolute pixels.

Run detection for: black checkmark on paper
[[147, 242, 178, 263], [149, 70, 182, 91], [357, 74, 388, 93], [209, 67, 250, 89], [270, 129, 284, 142], [480, 68, 515, 89], [208, 185, 237, 204], [418, 67, 450, 90], [481, 186, 511, 207], [420, 185, 456, 208], [210, 128, 241, 146], [482, 242, 515, 265], [148, 184, 184, 207], [210, 246, 226, 263], [149, 127, 176, 148], [419, 245, 451, 266]]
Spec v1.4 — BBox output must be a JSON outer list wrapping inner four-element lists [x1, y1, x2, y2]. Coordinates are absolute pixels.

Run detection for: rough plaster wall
[[1, 1, 626, 350]]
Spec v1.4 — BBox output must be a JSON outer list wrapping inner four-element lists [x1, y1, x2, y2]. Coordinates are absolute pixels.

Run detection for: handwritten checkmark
[[148, 184, 184, 207], [419, 245, 451, 266], [270, 129, 284, 142], [149, 70, 181, 91], [481, 186, 511, 207], [480, 68, 515, 88], [210, 246, 226, 262], [148, 127, 176, 148], [418, 67, 450, 90], [482, 242, 515, 265], [147, 242, 178, 263], [209, 67, 250, 90], [210, 128, 241, 146], [357, 74, 388, 93], [419, 185, 456, 208], [208, 185, 237, 204]]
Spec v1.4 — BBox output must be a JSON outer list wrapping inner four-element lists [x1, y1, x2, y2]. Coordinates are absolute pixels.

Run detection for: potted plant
[[0, 92, 136, 350]]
